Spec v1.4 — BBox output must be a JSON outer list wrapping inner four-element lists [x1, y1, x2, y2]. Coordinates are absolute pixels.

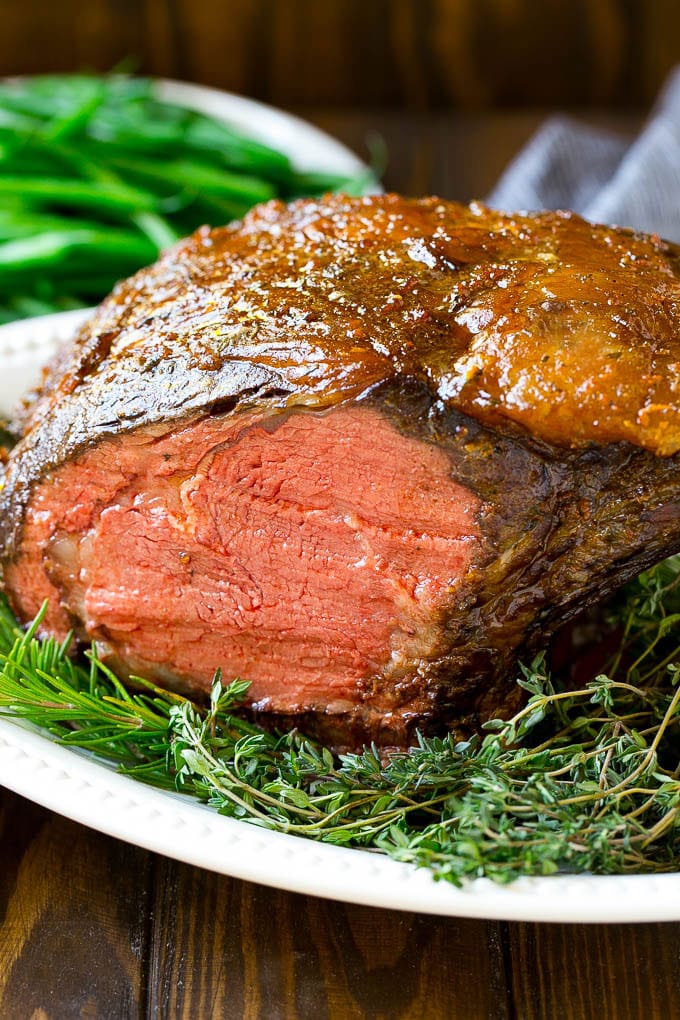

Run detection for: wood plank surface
[[0, 788, 152, 1020], [506, 922, 680, 1020], [4, 779, 680, 1019], [0, 0, 679, 109], [145, 856, 510, 1019]]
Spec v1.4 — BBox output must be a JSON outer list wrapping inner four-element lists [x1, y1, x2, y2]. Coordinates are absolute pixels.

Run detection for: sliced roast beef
[[2, 195, 679, 746]]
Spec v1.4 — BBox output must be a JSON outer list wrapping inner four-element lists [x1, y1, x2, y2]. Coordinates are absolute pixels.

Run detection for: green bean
[[132, 211, 180, 250], [0, 229, 157, 274], [36, 139, 181, 250], [0, 177, 159, 215], [0, 211, 108, 241], [0, 107, 44, 132], [43, 83, 106, 142], [0, 92, 49, 122], [182, 117, 293, 183], [0, 75, 143, 121], [0, 133, 93, 179], [104, 153, 276, 204]]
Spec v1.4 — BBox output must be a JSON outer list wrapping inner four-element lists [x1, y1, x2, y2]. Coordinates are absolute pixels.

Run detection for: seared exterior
[[2, 194, 680, 745]]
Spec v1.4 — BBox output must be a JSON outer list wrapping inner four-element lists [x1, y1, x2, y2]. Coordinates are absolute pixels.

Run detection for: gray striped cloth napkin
[[487, 67, 680, 242]]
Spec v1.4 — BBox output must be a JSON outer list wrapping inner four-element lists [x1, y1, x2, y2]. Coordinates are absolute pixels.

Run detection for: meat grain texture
[[2, 194, 679, 747]]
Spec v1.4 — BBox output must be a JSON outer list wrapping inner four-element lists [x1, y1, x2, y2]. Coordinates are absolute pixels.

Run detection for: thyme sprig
[[0, 555, 678, 884]]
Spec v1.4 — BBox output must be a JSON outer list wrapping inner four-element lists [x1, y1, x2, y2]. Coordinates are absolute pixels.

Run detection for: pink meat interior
[[8, 405, 480, 712]]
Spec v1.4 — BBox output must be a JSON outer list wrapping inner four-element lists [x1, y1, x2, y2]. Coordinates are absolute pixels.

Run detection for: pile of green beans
[[0, 75, 378, 323]]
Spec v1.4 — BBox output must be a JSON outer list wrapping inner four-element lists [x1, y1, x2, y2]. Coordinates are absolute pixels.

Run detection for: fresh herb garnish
[[0, 555, 678, 885]]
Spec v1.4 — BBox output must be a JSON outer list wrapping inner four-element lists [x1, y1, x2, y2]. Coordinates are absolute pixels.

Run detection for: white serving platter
[[1, 309, 680, 923]]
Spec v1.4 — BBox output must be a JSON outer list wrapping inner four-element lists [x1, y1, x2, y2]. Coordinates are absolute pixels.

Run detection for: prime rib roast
[[1, 194, 679, 746]]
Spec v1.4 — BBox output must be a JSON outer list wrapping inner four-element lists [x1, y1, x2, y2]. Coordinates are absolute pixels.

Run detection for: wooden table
[[1, 110, 679, 1020]]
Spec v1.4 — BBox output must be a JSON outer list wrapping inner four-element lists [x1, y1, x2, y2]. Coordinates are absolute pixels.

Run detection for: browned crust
[[4, 194, 680, 556]]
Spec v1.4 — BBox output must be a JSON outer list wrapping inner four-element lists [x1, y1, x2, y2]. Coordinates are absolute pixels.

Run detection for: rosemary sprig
[[0, 555, 678, 885]]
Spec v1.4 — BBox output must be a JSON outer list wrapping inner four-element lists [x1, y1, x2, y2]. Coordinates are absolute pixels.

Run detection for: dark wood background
[[1, 0, 680, 111]]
